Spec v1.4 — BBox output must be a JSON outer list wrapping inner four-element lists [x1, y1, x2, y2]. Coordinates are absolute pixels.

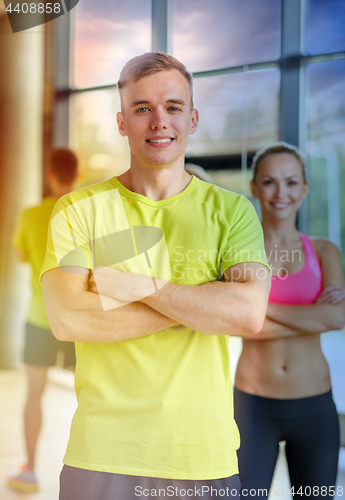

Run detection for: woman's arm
[[237, 318, 321, 340], [266, 240, 345, 333]]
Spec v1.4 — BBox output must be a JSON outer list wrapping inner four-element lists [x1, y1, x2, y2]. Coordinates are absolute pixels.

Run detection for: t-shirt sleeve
[[40, 195, 94, 281], [13, 210, 28, 251], [220, 196, 270, 276]]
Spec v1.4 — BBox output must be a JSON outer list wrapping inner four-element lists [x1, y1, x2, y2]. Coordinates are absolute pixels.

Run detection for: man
[[41, 53, 270, 500], [8, 148, 78, 493]]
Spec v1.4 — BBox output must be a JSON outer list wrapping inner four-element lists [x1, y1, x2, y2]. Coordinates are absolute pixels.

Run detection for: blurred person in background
[[184, 163, 214, 183], [8, 148, 79, 493], [234, 142, 345, 500]]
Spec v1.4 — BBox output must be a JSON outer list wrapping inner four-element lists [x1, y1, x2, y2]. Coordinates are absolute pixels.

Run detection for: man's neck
[[118, 158, 191, 201]]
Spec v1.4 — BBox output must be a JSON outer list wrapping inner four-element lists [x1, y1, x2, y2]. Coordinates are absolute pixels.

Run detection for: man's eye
[[288, 181, 297, 186], [137, 107, 149, 113], [169, 107, 180, 112], [263, 180, 273, 185]]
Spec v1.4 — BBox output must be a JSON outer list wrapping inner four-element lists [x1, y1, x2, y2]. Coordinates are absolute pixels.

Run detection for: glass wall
[[70, 89, 129, 186], [172, 0, 280, 72], [303, 4, 345, 421], [306, 59, 345, 259], [72, 0, 151, 88], [305, 0, 345, 55], [57, 0, 345, 248], [188, 69, 280, 157], [65, 0, 283, 192], [68, 0, 152, 185]]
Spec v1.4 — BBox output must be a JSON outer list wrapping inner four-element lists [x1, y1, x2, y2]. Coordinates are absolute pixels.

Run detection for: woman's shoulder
[[309, 237, 341, 262]]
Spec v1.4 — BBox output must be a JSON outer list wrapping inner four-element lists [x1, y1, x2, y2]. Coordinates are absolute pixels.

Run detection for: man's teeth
[[148, 139, 172, 143]]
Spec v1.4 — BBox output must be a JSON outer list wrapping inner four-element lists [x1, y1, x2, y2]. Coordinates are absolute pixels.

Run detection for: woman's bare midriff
[[235, 333, 331, 399]]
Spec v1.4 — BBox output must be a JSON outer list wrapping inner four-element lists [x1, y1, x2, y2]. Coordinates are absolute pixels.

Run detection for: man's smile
[[146, 137, 174, 146]]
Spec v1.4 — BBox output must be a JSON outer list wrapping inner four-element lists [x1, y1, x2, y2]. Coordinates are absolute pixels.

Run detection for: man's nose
[[150, 109, 167, 130]]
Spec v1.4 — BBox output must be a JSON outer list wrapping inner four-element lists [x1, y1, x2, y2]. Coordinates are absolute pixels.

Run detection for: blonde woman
[[234, 143, 345, 500]]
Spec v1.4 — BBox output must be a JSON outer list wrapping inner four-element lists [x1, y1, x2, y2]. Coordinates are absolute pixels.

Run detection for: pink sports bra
[[268, 233, 323, 305]]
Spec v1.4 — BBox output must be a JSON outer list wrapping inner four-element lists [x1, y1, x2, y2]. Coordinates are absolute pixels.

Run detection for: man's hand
[[89, 267, 168, 303], [88, 272, 98, 294]]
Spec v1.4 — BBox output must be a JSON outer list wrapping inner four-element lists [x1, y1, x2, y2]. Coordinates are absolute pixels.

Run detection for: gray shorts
[[24, 323, 76, 367], [59, 465, 241, 500]]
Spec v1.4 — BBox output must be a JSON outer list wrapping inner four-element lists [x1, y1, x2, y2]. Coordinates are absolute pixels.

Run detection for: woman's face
[[251, 153, 308, 220]]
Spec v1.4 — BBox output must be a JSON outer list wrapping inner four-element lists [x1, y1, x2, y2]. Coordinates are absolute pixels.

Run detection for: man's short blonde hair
[[118, 52, 194, 109]]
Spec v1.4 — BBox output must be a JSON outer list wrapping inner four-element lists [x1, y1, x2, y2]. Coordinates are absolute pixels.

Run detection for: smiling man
[[41, 52, 270, 500]]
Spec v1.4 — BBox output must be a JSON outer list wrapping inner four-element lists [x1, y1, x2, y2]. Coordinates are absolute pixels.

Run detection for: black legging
[[234, 388, 340, 500]]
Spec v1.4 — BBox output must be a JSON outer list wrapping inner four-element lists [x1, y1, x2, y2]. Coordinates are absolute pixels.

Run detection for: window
[[172, 0, 280, 72], [70, 89, 129, 186], [305, 0, 345, 55], [72, 0, 151, 88], [61, 0, 283, 193], [306, 59, 345, 258], [188, 69, 280, 157], [56, 0, 345, 213]]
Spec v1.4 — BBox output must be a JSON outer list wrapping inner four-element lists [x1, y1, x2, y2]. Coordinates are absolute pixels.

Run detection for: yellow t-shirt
[[13, 196, 57, 329], [41, 176, 269, 480]]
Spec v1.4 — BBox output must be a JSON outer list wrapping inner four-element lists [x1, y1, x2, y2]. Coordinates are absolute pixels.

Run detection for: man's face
[[117, 70, 198, 169]]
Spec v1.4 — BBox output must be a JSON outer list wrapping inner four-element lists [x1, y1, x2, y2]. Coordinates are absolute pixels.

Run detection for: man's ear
[[117, 111, 127, 137], [189, 109, 199, 135]]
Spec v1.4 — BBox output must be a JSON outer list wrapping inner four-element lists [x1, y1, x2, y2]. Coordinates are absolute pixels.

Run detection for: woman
[[234, 142, 345, 500]]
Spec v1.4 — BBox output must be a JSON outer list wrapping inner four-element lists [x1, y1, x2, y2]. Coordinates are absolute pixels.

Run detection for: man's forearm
[[46, 288, 177, 343], [140, 280, 267, 336], [89, 264, 270, 336]]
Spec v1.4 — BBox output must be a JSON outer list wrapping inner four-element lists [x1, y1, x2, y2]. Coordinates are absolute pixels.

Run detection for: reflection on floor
[[0, 369, 77, 500], [1, 360, 344, 500]]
